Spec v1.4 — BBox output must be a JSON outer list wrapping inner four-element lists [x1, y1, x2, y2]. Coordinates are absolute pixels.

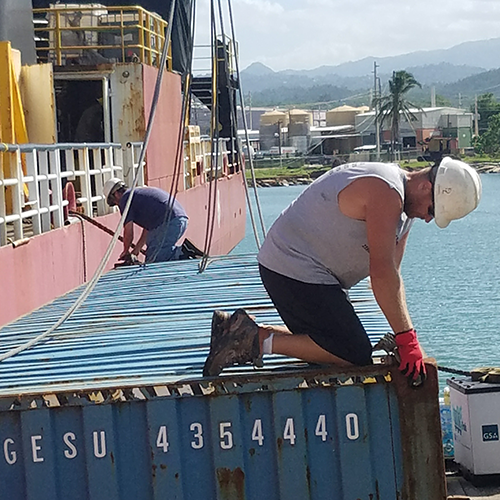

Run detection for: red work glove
[[395, 328, 427, 385]]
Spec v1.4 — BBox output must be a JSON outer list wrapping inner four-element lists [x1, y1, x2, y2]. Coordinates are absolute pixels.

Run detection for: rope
[[144, 0, 195, 265], [216, 0, 266, 254], [202, 0, 227, 270], [198, 0, 220, 273], [69, 211, 146, 255], [227, 0, 266, 246], [77, 214, 88, 282], [0, 0, 178, 363], [437, 365, 472, 377], [198, 0, 266, 270]]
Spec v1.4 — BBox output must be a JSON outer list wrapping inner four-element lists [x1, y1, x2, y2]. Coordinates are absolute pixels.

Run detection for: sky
[[195, 0, 500, 71]]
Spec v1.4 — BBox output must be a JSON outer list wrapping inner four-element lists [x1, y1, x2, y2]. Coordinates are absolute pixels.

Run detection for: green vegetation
[[474, 93, 500, 134], [374, 71, 422, 158], [471, 94, 500, 155], [250, 157, 306, 169], [245, 164, 327, 180], [251, 84, 353, 107], [467, 154, 500, 162]]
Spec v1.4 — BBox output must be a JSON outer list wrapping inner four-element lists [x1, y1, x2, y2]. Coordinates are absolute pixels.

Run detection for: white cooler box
[[448, 377, 500, 476]]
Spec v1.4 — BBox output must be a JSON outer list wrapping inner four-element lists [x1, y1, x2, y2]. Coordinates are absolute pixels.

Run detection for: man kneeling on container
[[104, 178, 188, 263], [203, 158, 482, 383]]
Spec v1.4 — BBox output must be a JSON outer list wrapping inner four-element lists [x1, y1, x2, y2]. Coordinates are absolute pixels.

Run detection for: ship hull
[[0, 172, 245, 328], [1, 23, 247, 328]]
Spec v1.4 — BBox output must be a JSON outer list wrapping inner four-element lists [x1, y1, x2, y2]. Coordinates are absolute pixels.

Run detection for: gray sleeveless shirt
[[257, 162, 413, 289]]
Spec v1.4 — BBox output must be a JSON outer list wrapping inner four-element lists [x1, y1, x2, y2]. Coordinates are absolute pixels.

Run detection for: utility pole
[[474, 95, 479, 137], [248, 92, 253, 130], [373, 61, 381, 161], [278, 120, 282, 169], [275, 121, 283, 169]]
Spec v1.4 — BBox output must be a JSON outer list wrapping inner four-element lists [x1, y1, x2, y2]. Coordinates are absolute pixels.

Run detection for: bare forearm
[[370, 266, 412, 334], [122, 223, 134, 253], [132, 228, 148, 255], [395, 232, 409, 270]]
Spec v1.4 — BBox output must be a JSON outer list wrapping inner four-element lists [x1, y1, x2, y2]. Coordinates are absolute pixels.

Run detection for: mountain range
[[240, 38, 500, 108]]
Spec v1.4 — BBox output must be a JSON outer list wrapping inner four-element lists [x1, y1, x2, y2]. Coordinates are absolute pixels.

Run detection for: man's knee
[[347, 337, 373, 366]]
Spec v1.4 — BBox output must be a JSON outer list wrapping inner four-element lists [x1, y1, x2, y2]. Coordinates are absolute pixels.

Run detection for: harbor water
[[233, 173, 500, 390]]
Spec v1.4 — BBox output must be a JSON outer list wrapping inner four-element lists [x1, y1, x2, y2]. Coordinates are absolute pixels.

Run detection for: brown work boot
[[209, 310, 231, 349], [203, 309, 262, 377]]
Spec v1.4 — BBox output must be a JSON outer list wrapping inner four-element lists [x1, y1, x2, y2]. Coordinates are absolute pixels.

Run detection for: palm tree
[[374, 70, 422, 159]]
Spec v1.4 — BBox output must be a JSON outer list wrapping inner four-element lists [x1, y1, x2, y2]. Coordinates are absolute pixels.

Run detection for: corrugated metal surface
[[0, 364, 446, 500], [0, 254, 389, 396], [0, 255, 446, 499]]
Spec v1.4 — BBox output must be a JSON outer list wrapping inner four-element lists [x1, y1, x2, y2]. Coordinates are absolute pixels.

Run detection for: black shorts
[[259, 264, 373, 366]]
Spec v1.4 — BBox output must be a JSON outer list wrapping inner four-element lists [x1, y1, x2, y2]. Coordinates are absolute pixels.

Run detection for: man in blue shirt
[[104, 178, 188, 263]]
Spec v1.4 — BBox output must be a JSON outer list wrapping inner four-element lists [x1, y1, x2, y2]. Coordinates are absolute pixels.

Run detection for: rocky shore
[[251, 162, 499, 187], [470, 163, 500, 173], [253, 177, 313, 187]]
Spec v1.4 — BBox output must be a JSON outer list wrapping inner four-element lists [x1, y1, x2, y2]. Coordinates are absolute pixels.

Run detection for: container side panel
[[178, 396, 217, 500], [147, 398, 184, 500], [82, 404, 119, 500], [0, 411, 27, 500], [20, 408, 58, 500], [209, 395, 246, 500], [395, 363, 446, 499], [53, 407, 88, 500], [272, 390, 310, 500], [302, 387, 343, 500], [239, 392, 279, 500], [388, 383, 404, 493], [365, 383, 400, 499], [0, 364, 445, 499], [115, 402, 153, 500], [336, 386, 374, 499]]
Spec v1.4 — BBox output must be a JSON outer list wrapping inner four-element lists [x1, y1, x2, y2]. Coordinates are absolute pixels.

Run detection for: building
[[309, 125, 361, 155], [354, 107, 474, 153]]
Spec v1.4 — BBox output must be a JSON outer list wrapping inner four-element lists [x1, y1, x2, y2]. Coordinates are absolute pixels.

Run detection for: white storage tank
[[326, 105, 369, 127], [288, 109, 311, 153], [259, 110, 288, 151]]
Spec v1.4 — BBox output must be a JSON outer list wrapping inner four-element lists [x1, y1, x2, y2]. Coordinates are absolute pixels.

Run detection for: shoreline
[[250, 162, 500, 187]]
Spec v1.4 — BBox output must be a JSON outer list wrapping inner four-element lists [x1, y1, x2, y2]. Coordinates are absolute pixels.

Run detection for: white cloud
[[196, 0, 500, 70]]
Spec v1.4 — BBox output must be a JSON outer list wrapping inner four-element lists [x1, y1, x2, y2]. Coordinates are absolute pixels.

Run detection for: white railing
[[0, 142, 143, 247], [183, 135, 241, 189]]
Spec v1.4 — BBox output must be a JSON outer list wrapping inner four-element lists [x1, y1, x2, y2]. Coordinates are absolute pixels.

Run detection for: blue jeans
[[145, 216, 188, 263]]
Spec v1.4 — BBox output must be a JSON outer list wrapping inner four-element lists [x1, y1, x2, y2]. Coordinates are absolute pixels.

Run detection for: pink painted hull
[[0, 173, 246, 328], [0, 63, 246, 328], [177, 172, 246, 256]]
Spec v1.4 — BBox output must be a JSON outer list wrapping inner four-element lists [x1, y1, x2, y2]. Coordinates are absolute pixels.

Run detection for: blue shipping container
[[0, 363, 446, 500]]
